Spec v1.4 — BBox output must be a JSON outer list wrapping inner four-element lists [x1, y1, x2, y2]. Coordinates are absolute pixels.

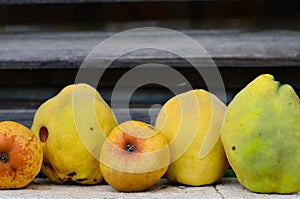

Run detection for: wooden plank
[[0, 108, 160, 128], [0, 30, 299, 69], [0, 0, 297, 4], [1, 0, 297, 4], [0, 0, 201, 4]]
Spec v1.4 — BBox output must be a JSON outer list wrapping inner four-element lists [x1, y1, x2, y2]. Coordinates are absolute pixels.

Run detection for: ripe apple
[[99, 120, 170, 192], [0, 121, 43, 189]]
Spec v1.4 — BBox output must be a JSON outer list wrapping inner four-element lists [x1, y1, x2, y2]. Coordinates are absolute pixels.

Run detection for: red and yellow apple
[[99, 120, 170, 192], [0, 121, 43, 189]]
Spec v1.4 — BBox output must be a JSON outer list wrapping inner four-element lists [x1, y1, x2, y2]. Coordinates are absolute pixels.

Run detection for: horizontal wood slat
[[0, 30, 300, 69], [0, 108, 160, 128], [0, 0, 203, 4]]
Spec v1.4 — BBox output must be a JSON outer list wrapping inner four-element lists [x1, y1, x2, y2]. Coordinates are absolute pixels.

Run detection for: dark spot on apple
[[67, 172, 77, 177], [0, 152, 9, 163], [90, 127, 93, 131], [39, 127, 49, 143], [11, 167, 16, 172], [93, 179, 97, 182], [76, 178, 87, 182], [232, 146, 236, 151], [125, 143, 136, 153]]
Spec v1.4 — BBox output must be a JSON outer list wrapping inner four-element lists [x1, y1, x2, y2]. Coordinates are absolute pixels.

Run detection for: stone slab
[[216, 178, 300, 199], [1, 178, 299, 199]]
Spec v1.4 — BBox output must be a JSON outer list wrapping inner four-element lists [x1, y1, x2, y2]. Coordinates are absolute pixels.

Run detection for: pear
[[221, 74, 300, 193], [31, 83, 117, 184], [155, 89, 228, 186]]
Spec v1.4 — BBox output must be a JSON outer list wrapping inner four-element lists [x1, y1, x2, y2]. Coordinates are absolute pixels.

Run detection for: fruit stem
[[125, 144, 136, 153], [0, 152, 9, 163]]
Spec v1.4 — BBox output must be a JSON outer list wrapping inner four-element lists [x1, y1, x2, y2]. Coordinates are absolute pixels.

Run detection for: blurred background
[[1, 1, 300, 31], [0, 0, 299, 126]]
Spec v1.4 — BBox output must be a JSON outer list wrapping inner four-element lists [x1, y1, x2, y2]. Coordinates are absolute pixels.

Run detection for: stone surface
[[0, 178, 219, 199], [0, 178, 299, 198], [216, 178, 300, 199]]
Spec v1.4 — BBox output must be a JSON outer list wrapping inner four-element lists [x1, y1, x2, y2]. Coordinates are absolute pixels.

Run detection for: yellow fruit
[[155, 89, 228, 186], [100, 120, 170, 192], [0, 121, 43, 189], [31, 83, 117, 184], [221, 74, 300, 193]]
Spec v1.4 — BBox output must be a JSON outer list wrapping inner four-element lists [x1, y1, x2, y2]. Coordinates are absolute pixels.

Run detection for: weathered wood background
[[0, 0, 299, 128]]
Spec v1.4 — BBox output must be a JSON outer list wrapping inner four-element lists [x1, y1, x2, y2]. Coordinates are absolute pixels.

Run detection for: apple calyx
[[125, 143, 136, 153], [0, 152, 9, 163]]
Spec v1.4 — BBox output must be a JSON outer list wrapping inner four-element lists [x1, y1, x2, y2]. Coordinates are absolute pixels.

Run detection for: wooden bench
[[0, 0, 300, 128]]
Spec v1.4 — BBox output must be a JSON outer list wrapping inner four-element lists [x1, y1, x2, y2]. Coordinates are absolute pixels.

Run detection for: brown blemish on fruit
[[120, 133, 144, 153], [0, 152, 9, 163], [232, 146, 236, 151], [76, 178, 87, 182], [11, 167, 16, 172], [39, 127, 49, 142], [93, 179, 97, 182], [67, 172, 77, 177], [148, 125, 154, 130]]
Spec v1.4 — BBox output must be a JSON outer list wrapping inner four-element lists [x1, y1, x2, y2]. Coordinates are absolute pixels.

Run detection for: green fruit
[[221, 74, 300, 193], [31, 83, 117, 184]]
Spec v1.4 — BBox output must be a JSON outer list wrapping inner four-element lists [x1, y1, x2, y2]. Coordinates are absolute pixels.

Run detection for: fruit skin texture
[[31, 83, 117, 184], [100, 120, 170, 192], [155, 89, 228, 186], [0, 121, 43, 189], [221, 74, 300, 194]]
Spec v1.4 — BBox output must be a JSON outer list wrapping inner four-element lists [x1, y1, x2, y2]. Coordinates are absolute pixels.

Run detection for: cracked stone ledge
[[0, 178, 299, 199]]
